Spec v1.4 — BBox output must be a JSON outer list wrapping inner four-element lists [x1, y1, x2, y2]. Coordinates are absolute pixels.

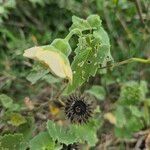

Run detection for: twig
[[53, 84, 68, 107], [134, 0, 145, 25], [135, 135, 146, 150], [99, 58, 150, 70], [103, 2, 127, 52], [4, 22, 25, 27], [116, 14, 135, 43]]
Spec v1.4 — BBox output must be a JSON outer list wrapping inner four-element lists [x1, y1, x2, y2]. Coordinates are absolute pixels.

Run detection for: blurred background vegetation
[[0, 0, 150, 149], [0, 0, 150, 99], [0, 0, 149, 109]]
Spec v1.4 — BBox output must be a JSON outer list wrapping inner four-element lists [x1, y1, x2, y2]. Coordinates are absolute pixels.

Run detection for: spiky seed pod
[[65, 94, 93, 124], [61, 143, 79, 150]]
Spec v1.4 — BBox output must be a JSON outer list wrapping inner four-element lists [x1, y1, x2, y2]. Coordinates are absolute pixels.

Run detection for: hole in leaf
[[87, 60, 92, 64]]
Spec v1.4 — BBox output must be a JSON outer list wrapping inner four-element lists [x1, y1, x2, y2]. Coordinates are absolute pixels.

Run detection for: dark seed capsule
[[64, 94, 93, 124]]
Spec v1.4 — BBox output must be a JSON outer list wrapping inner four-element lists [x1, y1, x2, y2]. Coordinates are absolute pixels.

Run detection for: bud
[[51, 38, 71, 56]]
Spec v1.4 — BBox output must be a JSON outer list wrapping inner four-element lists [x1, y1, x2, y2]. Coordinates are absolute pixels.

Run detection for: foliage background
[[0, 0, 150, 149], [0, 0, 150, 98]]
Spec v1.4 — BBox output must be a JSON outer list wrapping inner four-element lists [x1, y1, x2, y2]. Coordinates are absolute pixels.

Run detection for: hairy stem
[[65, 29, 82, 41], [53, 84, 68, 106], [100, 58, 150, 70]]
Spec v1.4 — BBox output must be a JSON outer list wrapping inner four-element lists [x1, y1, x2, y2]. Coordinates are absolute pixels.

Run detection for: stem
[[144, 100, 150, 127], [65, 29, 82, 41], [53, 84, 68, 107], [134, 0, 145, 25], [100, 58, 150, 70], [116, 14, 135, 43]]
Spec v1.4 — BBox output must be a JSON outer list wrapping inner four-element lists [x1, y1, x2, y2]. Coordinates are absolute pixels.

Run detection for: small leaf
[[114, 127, 131, 139], [18, 117, 35, 140], [129, 106, 143, 117], [47, 119, 100, 146], [29, 132, 55, 150], [114, 105, 144, 138], [42, 74, 61, 84], [115, 106, 126, 128], [8, 113, 26, 127], [70, 120, 99, 146], [87, 15, 102, 29], [70, 15, 102, 31], [9, 103, 21, 112], [47, 120, 76, 145], [0, 94, 13, 109], [115, 116, 143, 138], [126, 116, 143, 133], [86, 85, 106, 101], [0, 94, 21, 111], [0, 134, 27, 150], [27, 64, 49, 84], [70, 15, 91, 31], [119, 81, 148, 105]]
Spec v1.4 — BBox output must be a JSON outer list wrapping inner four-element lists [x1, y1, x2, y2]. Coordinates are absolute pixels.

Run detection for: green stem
[[65, 29, 82, 41], [100, 57, 150, 69], [143, 100, 150, 127], [53, 84, 67, 107]]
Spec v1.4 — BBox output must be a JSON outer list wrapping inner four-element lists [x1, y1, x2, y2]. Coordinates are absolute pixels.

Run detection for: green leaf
[[94, 27, 114, 73], [70, 15, 91, 31], [29, 132, 55, 150], [129, 106, 143, 117], [70, 120, 99, 146], [115, 106, 126, 128], [65, 17, 113, 94], [47, 119, 100, 146], [87, 15, 102, 29], [119, 81, 148, 105], [9, 103, 21, 112], [114, 105, 144, 138], [126, 116, 143, 133], [65, 36, 110, 94], [8, 113, 26, 127], [0, 134, 27, 150], [93, 27, 110, 45], [115, 116, 144, 138], [47, 120, 76, 145], [17, 117, 35, 140], [42, 74, 61, 84], [0, 94, 21, 111], [70, 15, 102, 31], [114, 127, 132, 139], [86, 85, 106, 101], [0, 94, 13, 109], [27, 64, 49, 84]]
